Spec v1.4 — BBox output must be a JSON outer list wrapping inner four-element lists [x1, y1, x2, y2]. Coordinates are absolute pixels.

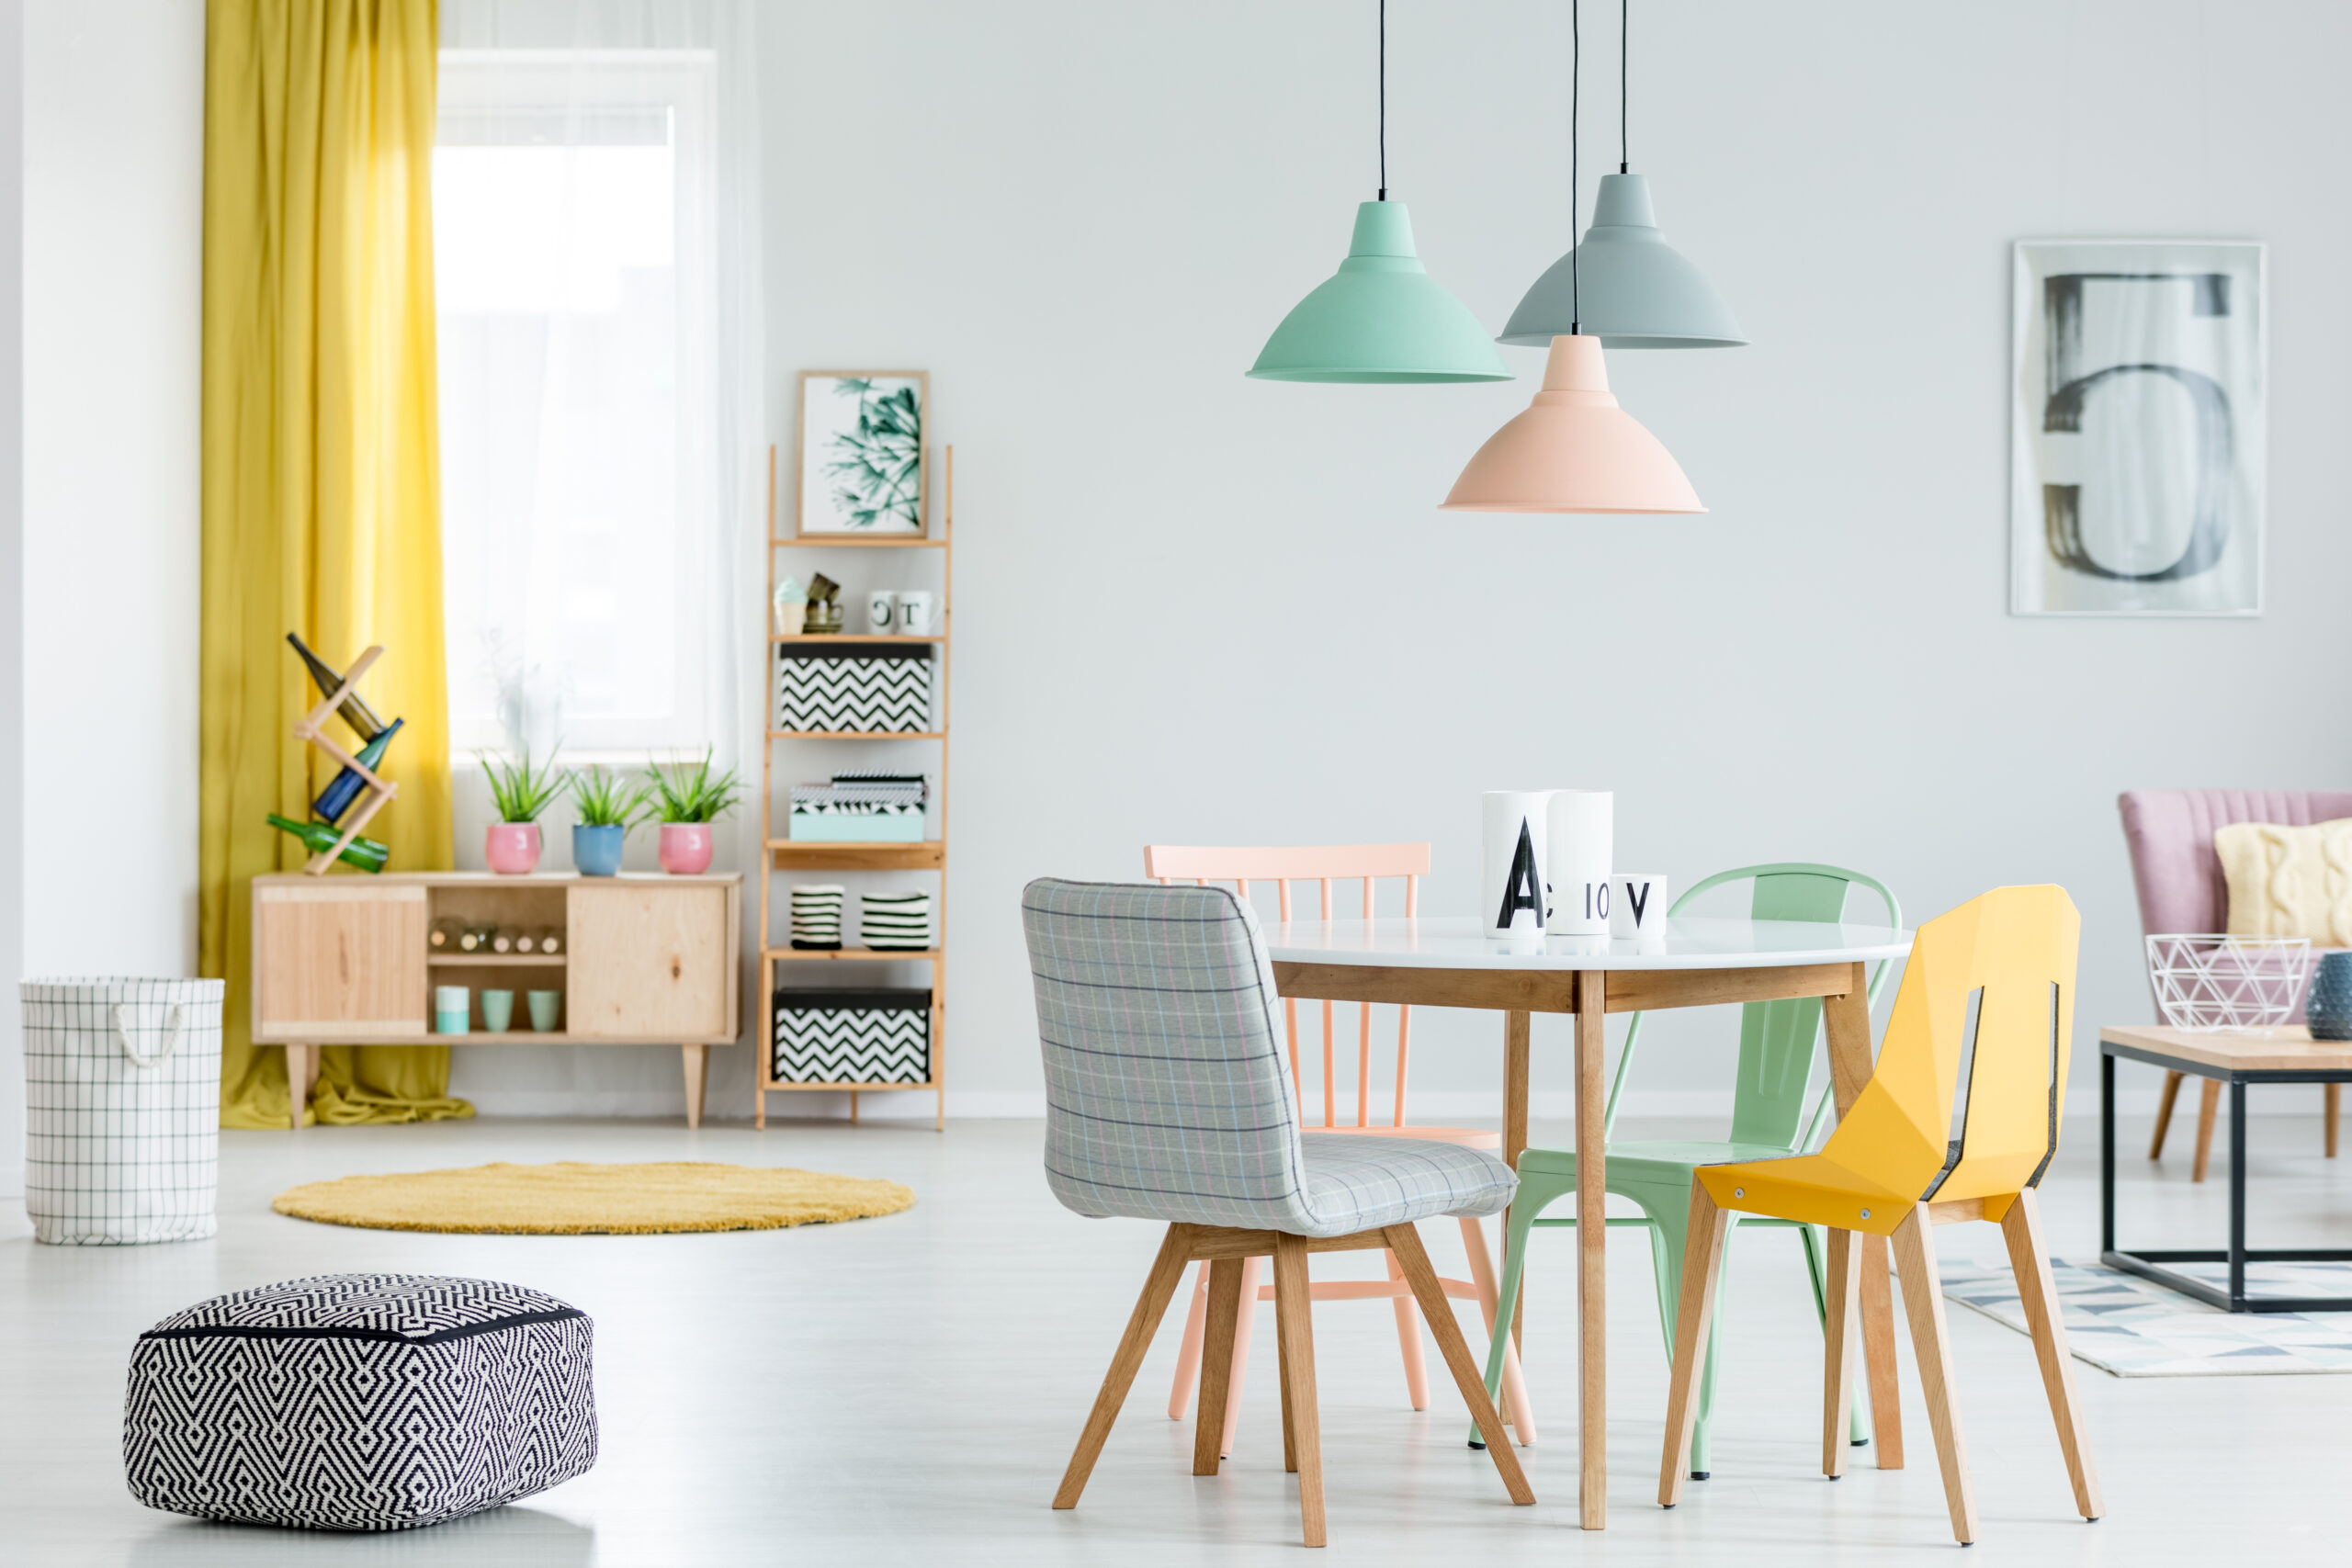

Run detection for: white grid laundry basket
[[23, 977, 222, 1245]]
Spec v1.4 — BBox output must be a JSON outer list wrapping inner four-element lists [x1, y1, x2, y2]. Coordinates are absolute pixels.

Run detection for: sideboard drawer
[[567, 883, 735, 1040]]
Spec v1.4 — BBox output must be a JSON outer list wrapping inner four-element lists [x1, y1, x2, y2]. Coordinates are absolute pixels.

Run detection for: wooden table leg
[[1573, 971, 1607, 1529], [1502, 1010, 1532, 1348], [681, 1043, 708, 1129], [285, 1043, 315, 1130], [1821, 965, 1904, 1467]]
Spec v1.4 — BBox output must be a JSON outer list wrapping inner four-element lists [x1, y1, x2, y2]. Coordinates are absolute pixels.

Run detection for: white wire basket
[[2144, 934, 2312, 1032]]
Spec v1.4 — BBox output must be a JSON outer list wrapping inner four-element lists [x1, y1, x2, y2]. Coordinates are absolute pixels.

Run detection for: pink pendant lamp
[[1441, 0, 1702, 515], [1440, 333, 1701, 513]]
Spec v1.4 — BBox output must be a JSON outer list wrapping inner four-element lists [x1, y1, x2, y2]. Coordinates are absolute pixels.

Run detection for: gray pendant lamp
[[1249, 2, 1510, 383], [1498, 0, 1745, 349]]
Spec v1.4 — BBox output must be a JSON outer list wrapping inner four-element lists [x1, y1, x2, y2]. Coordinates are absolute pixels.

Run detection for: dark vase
[[2308, 953, 2352, 1041]]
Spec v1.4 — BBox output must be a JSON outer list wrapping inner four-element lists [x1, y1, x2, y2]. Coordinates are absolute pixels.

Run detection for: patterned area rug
[[275, 1161, 916, 1235], [1940, 1258, 2352, 1376]]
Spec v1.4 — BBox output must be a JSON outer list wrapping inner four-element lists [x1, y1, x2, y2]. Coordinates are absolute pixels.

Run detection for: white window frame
[[435, 50, 729, 765]]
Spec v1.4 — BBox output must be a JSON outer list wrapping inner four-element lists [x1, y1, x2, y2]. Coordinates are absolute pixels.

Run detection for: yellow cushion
[[2215, 818, 2352, 945]]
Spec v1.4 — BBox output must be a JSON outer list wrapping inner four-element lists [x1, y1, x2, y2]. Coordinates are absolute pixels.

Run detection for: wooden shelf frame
[[759, 432, 951, 1131]]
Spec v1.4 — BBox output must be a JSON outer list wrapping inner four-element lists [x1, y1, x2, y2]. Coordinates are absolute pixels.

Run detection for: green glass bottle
[[266, 813, 389, 873], [286, 632, 388, 741]]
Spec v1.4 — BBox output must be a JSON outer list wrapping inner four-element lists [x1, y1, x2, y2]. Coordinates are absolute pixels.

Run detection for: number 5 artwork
[[2010, 241, 2265, 615]]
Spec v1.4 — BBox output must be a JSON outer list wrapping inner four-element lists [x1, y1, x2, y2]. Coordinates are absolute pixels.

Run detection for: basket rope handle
[[114, 1003, 189, 1068]]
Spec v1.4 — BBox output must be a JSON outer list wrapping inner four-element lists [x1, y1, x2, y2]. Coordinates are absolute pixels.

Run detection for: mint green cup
[[527, 990, 561, 1032], [480, 989, 514, 1032]]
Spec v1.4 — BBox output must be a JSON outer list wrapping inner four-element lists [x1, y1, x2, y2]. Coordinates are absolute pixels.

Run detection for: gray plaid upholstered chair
[[1023, 878, 1532, 1546]]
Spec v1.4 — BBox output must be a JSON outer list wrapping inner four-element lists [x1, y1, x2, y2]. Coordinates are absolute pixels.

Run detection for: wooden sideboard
[[252, 872, 741, 1128]]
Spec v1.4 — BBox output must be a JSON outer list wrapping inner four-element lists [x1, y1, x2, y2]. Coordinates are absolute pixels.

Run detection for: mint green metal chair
[[1473, 863, 1901, 1476]]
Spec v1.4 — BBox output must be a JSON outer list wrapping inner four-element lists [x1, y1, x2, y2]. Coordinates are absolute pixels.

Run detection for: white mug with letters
[[865, 590, 898, 634], [1609, 873, 1669, 942], [1480, 791, 1551, 943], [1545, 790, 1613, 937], [897, 590, 933, 636]]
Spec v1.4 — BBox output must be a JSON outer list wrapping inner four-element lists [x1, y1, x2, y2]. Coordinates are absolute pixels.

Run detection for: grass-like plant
[[481, 749, 566, 823], [647, 749, 743, 825], [570, 766, 650, 829]]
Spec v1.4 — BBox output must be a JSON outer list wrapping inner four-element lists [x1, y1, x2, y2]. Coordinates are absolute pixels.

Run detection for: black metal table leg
[[2101, 1050, 2116, 1253], [2229, 1078, 2248, 1311]]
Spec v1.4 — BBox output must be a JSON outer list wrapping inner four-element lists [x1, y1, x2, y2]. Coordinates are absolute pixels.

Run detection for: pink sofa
[[2118, 788, 2352, 1179]]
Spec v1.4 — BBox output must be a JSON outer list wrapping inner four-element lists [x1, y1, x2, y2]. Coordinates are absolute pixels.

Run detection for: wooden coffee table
[[2100, 1023, 2352, 1312]]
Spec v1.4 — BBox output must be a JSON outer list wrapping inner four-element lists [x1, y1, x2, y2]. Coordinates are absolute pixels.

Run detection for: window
[[434, 51, 732, 758]]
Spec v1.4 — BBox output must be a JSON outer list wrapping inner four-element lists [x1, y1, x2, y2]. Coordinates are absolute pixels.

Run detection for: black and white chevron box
[[774, 987, 931, 1085], [775, 645, 933, 733], [123, 1273, 596, 1531]]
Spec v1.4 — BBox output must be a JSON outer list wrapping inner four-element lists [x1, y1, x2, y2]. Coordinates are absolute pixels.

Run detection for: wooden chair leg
[[1821, 1227, 1862, 1479], [1219, 1256, 1260, 1459], [2329, 1084, 2341, 1159], [1457, 1213, 1536, 1444], [1380, 1248, 1431, 1411], [1193, 1257, 1245, 1476], [1384, 1224, 1534, 1506], [1276, 1273, 1299, 1474], [2192, 1077, 2221, 1183], [2149, 1069, 2184, 1158], [1167, 1263, 1211, 1421], [1057, 1225, 1195, 1509], [1890, 1206, 1979, 1545], [1999, 1189, 2103, 1520], [1657, 1183, 1731, 1508], [1859, 1234, 1905, 1468], [1272, 1233, 1327, 1547]]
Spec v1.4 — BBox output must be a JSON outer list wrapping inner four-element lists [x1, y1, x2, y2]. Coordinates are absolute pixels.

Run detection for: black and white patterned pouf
[[124, 1273, 596, 1531]]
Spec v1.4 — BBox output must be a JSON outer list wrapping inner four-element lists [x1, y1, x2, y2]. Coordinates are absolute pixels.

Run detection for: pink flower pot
[[659, 822, 714, 875], [485, 821, 542, 874]]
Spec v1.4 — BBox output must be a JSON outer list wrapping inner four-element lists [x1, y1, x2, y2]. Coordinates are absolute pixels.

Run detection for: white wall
[[0, 0, 23, 1196], [749, 0, 2352, 1122], [18, 2, 202, 963]]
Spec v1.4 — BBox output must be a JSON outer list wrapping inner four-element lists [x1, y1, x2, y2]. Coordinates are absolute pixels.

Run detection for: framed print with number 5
[[2010, 241, 2265, 616]]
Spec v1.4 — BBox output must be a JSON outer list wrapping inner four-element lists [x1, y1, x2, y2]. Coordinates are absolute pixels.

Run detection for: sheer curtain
[[436, 0, 763, 764]]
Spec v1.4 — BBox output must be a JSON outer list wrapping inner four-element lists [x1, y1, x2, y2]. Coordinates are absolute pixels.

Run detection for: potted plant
[[481, 749, 565, 874], [569, 766, 649, 877], [647, 749, 743, 875]]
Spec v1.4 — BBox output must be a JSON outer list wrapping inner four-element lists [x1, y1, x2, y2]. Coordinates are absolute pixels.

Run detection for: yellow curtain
[[199, 0, 470, 1129]]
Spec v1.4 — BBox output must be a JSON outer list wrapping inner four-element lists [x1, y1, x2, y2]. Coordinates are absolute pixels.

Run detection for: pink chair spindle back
[[1143, 844, 1428, 1130]]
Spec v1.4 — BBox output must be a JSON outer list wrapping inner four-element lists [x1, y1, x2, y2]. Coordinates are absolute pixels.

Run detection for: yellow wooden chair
[[1656, 886, 2101, 1545]]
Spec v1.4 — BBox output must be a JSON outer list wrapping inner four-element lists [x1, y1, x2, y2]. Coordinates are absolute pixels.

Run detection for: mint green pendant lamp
[[1498, 0, 1744, 349], [1248, 2, 1510, 383]]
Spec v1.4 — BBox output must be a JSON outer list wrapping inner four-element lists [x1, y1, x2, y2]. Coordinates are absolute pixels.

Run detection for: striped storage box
[[773, 988, 931, 1085], [775, 645, 933, 734]]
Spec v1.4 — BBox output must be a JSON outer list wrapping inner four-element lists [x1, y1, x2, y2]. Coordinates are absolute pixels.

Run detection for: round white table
[[1265, 915, 1915, 1530]]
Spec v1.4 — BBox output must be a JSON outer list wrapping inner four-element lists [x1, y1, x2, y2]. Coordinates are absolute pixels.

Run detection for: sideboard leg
[[285, 1043, 316, 1130], [756, 1087, 767, 1130], [681, 1043, 708, 1129]]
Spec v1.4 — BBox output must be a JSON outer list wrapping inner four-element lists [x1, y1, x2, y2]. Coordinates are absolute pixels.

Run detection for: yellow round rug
[[273, 1161, 916, 1235]]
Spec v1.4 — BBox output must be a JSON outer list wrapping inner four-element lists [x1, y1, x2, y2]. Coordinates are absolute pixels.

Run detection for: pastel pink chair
[[1145, 843, 1535, 1456], [2120, 790, 2352, 1179]]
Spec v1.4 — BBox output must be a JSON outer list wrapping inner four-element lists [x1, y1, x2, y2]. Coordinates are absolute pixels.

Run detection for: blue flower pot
[[573, 823, 626, 876], [2308, 952, 2352, 1041]]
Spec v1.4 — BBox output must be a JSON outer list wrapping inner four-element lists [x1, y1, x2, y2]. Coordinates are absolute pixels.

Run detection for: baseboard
[[450, 1086, 2333, 1122]]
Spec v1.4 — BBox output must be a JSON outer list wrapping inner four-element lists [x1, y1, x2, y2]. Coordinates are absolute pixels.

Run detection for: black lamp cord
[[1621, 0, 1630, 173], [1570, 0, 1580, 333], [1377, 0, 1387, 199]]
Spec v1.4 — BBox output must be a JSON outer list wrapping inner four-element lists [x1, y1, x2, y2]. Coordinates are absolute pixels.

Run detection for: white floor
[[6, 1111, 2350, 1566]]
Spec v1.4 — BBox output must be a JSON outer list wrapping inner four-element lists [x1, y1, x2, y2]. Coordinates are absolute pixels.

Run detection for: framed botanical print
[[797, 370, 928, 536], [2010, 242, 2265, 615]]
